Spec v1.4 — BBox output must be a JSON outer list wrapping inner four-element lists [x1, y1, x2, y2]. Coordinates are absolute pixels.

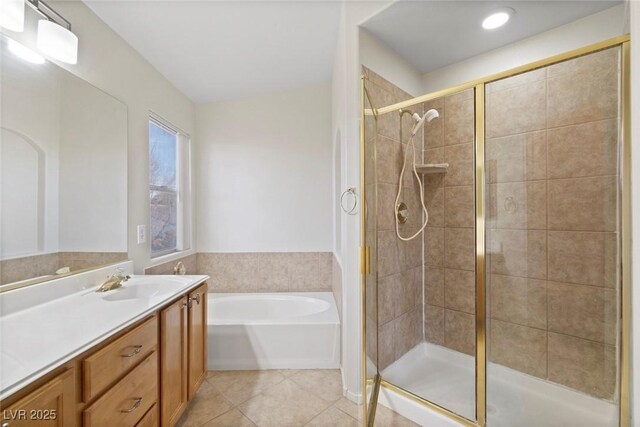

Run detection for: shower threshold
[[381, 342, 617, 427]]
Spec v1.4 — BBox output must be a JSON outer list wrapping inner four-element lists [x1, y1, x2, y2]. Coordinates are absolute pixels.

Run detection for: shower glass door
[[362, 72, 380, 425], [484, 45, 623, 427]]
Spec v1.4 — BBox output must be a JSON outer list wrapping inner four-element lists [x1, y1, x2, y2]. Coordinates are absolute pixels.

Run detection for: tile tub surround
[[145, 253, 197, 275], [198, 252, 333, 293], [176, 369, 418, 427], [363, 67, 423, 371], [485, 47, 620, 399], [0, 251, 128, 285], [423, 88, 476, 357]]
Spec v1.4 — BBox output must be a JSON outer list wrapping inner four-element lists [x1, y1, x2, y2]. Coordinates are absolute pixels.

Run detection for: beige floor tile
[[211, 370, 287, 405], [238, 379, 332, 427], [178, 381, 234, 427], [202, 409, 256, 426], [305, 406, 359, 426], [289, 369, 345, 402], [333, 397, 362, 420]]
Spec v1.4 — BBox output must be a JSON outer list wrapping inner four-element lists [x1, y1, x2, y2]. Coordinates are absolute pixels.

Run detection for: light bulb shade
[[0, 0, 25, 32], [37, 19, 78, 64]]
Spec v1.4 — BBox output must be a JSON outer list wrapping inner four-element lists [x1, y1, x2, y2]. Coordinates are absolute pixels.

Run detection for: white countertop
[[0, 267, 208, 401]]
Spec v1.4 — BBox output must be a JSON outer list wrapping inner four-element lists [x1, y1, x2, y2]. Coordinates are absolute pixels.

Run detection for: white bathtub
[[208, 292, 340, 370]]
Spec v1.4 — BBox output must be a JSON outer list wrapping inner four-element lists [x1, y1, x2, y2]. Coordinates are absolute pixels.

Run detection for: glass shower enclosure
[[361, 37, 630, 427]]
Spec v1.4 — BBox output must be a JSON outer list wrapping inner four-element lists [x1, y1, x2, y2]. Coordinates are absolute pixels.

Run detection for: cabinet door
[[187, 283, 208, 399], [1, 368, 76, 427], [160, 297, 188, 427]]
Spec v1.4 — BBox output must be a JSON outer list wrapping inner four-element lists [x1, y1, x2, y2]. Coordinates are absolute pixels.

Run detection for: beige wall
[[363, 67, 423, 370], [423, 89, 476, 356], [485, 47, 619, 400]]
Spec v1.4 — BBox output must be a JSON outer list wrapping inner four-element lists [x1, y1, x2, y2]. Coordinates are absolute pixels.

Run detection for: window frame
[[148, 114, 191, 258]]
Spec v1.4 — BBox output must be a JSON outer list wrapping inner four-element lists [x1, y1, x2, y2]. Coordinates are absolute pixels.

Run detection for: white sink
[[101, 277, 189, 301]]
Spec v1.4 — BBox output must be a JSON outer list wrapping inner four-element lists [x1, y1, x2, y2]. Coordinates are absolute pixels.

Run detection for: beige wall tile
[[489, 319, 547, 378], [488, 181, 546, 230], [424, 179, 445, 227], [547, 119, 618, 179], [445, 268, 475, 314], [376, 136, 402, 185], [401, 266, 422, 312], [378, 273, 402, 325], [378, 231, 401, 277], [547, 281, 610, 343], [395, 308, 422, 359], [547, 231, 615, 287], [488, 229, 547, 279], [255, 253, 290, 291], [444, 89, 474, 146], [489, 274, 546, 329], [424, 98, 445, 149], [377, 183, 397, 232], [398, 228, 423, 270], [548, 333, 616, 399], [547, 48, 619, 128], [289, 253, 321, 291], [424, 227, 444, 267], [378, 321, 395, 370], [445, 185, 474, 228], [425, 267, 444, 307], [486, 68, 546, 94], [445, 228, 475, 271], [486, 131, 547, 184], [425, 147, 445, 164], [548, 176, 617, 232], [425, 304, 444, 345], [444, 309, 475, 355], [487, 80, 546, 138], [444, 143, 474, 187]]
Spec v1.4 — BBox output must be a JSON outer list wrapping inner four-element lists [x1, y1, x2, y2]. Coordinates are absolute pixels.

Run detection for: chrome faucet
[[96, 268, 131, 292]]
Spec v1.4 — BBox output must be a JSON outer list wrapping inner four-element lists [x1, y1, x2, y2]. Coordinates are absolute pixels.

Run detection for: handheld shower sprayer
[[395, 108, 440, 241], [410, 109, 440, 136]]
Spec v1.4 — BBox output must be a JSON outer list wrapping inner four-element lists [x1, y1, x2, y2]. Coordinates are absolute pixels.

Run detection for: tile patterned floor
[[176, 369, 419, 427]]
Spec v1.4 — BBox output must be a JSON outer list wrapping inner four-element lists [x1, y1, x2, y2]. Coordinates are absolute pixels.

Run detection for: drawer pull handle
[[121, 397, 143, 413], [121, 345, 143, 357], [189, 294, 201, 305]]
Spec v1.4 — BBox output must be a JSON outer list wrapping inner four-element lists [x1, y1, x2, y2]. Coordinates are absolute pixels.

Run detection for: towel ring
[[340, 187, 358, 215]]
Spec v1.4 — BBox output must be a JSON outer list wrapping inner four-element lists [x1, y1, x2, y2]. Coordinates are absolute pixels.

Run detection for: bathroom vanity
[[0, 267, 208, 427]]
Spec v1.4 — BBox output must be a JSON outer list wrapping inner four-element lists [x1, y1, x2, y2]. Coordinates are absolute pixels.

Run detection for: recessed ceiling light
[[8, 38, 45, 64], [482, 8, 514, 30]]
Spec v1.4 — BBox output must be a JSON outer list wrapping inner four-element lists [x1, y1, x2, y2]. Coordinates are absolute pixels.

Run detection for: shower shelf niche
[[416, 163, 448, 174]]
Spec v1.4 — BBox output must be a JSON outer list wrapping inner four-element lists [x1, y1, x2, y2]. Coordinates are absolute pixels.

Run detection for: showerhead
[[410, 109, 439, 136]]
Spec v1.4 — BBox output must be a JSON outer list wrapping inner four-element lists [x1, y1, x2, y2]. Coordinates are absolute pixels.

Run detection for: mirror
[[1, 35, 128, 290]]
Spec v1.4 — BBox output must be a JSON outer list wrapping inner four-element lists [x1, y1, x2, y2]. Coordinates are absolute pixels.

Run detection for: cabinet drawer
[[83, 316, 158, 402], [135, 403, 159, 427], [83, 352, 158, 427]]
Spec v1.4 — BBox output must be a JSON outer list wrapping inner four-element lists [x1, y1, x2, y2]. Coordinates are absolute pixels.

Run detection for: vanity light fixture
[[0, 0, 25, 32], [482, 8, 514, 30], [25, 0, 78, 64], [7, 38, 45, 64]]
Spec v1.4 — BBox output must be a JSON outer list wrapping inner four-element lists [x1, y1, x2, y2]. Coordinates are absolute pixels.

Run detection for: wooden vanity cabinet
[[160, 283, 208, 427], [160, 296, 189, 427], [187, 284, 207, 400], [0, 368, 76, 427]]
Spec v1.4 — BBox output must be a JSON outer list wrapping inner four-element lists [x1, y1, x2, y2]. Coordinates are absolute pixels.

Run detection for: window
[[149, 116, 190, 256]]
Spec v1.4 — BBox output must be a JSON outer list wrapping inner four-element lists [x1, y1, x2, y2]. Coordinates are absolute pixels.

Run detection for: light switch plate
[[137, 225, 146, 244]]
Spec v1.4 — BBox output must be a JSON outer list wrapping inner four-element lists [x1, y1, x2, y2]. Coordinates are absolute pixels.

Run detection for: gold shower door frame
[[360, 34, 631, 427]]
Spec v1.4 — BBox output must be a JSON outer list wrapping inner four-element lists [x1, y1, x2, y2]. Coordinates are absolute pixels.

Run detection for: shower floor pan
[[382, 342, 617, 427]]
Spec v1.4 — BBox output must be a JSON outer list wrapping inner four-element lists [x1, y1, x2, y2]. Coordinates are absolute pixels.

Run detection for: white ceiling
[[85, 1, 342, 103], [362, 0, 622, 74]]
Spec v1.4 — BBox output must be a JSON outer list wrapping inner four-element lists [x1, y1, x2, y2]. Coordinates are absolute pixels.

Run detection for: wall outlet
[[137, 225, 146, 244]]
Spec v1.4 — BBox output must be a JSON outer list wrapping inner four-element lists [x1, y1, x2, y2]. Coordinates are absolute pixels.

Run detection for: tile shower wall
[[422, 89, 477, 356], [363, 67, 423, 370], [197, 252, 333, 293], [485, 47, 619, 399]]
